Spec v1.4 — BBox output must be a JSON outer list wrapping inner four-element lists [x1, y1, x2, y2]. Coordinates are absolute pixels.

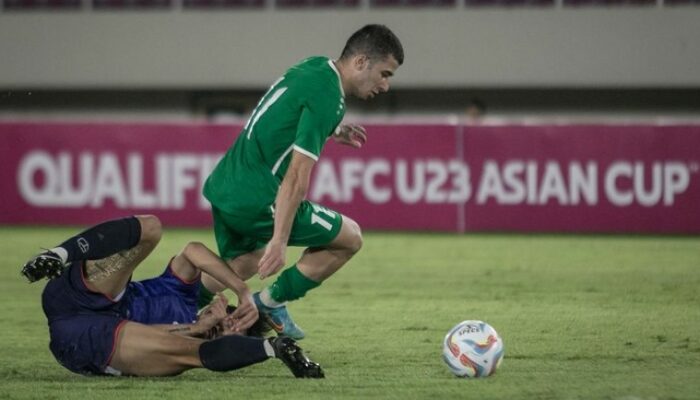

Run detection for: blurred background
[[1, 0, 699, 122], [1, 0, 699, 233]]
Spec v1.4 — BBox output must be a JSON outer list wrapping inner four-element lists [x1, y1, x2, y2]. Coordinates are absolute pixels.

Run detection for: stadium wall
[[1, 8, 700, 89], [2, 121, 699, 234]]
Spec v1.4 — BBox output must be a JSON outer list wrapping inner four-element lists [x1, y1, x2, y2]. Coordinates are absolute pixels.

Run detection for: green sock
[[198, 282, 216, 309], [268, 265, 321, 303]]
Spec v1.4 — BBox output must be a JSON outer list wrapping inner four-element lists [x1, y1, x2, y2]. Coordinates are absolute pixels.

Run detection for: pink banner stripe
[[1, 122, 699, 233], [461, 125, 700, 233]]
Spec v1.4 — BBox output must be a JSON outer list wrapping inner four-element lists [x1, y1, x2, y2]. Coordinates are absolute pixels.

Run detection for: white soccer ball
[[442, 320, 504, 378]]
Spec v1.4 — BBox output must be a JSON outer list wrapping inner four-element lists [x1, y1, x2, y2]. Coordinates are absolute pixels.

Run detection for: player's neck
[[332, 59, 353, 97]]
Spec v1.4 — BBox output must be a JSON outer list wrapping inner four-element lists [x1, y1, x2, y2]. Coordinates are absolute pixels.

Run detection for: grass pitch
[[1, 226, 699, 400]]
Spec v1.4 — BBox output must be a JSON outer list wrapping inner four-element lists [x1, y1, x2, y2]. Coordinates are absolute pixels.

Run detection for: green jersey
[[204, 56, 346, 215]]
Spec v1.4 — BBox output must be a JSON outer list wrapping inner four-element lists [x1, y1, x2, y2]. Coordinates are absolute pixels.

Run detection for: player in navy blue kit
[[21, 215, 323, 378]]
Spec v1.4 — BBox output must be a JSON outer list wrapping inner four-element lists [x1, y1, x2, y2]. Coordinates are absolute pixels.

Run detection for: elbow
[[183, 241, 206, 259]]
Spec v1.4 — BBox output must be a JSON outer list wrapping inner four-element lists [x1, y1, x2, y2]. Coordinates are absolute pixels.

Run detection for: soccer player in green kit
[[201, 24, 404, 340]]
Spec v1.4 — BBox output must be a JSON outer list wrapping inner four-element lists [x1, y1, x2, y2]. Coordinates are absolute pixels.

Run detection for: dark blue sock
[[199, 335, 270, 372], [56, 217, 142, 263]]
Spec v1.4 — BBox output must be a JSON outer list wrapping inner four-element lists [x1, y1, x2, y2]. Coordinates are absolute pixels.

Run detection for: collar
[[327, 59, 345, 98]]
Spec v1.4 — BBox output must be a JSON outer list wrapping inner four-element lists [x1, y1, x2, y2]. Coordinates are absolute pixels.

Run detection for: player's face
[[352, 55, 400, 100]]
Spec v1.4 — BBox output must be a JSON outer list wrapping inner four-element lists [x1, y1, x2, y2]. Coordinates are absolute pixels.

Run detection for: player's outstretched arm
[[258, 151, 315, 279], [174, 242, 258, 332]]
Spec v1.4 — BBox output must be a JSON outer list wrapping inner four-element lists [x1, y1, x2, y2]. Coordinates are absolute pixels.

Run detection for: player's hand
[[228, 291, 258, 333], [258, 240, 287, 279], [196, 293, 228, 335], [333, 124, 367, 148]]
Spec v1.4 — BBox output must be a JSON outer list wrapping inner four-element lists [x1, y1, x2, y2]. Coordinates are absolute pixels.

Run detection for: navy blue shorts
[[42, 261, 127, 376], [42, 260, 200, 376]]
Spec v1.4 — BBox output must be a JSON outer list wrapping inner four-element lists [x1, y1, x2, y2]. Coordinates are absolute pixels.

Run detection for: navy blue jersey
[[124, 262, 200, 325]]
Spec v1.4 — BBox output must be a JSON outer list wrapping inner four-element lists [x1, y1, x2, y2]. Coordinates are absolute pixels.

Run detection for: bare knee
[[136, 215, 162, 245], [342, 217, 363, 255], [228, 251, 263, 281]]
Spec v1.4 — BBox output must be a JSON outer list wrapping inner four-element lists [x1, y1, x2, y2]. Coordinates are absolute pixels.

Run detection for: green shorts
[[211, 201, 344, 260]]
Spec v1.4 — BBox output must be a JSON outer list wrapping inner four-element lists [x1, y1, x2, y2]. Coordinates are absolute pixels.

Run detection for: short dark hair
[[340, 24, 404, 65]]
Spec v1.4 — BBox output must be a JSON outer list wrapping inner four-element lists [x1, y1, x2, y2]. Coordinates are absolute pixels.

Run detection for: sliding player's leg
[[82, 215, 162, 298], [21, 215, 159, 285], [109, 321, 323, 378], [41, 216, 160, 376], [109, 322, 207, 376]]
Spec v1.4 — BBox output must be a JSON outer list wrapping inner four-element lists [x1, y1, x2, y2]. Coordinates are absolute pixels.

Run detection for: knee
[[228, 254, 259, 281], [183, 241, 206, 257], [343, 218, 363, 255], [137, 215, 162, 245]]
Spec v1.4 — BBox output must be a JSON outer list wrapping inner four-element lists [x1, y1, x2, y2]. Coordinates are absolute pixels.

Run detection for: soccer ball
[[442, 320, 504, 378]]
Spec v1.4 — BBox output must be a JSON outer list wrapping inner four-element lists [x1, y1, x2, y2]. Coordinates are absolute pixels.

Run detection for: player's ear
[[353, 54, 369, 71]]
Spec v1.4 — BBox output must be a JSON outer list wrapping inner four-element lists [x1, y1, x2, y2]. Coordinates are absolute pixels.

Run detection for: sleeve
[[294, 86, 339, 162]]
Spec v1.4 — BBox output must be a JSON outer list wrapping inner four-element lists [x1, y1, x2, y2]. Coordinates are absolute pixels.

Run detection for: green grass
[[1, 226, 699, 399]]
